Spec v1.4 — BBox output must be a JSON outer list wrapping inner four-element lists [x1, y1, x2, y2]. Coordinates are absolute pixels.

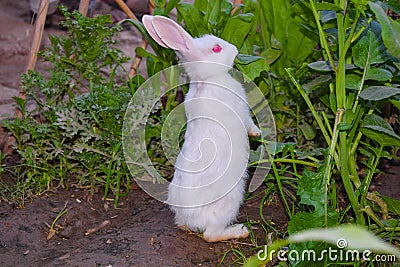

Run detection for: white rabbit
[[142, 15, 261, 242]]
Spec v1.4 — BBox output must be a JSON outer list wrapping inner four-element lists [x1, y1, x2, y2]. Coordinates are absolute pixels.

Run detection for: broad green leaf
[[176, 3, 208, 37], [303, 74, 332, 94], [287, 211, 339, 267], [321, 10, 337, 23], [205, 0, 221, 30], [259, 0, 318, 77], [338, 122, 352, 131], [221, 13, 254, 49], [289, 224, 400, 259], [361, 114, 400, 147], [243, 224, 400, 267], [235, 54, 263, 64], [352, 30, 385, 68], [288, 212, 339, 235], [236, 57, 269, 81], [365, 68, 393, 81], [249, 145, 265, 163], [265, 141, 295, 155], [299, 123, 316, 140], [260, 47, 281, 65], [297, 168, 325, 214], [135, 47, 157, 60], [193, 0, 208, 12], [308, 61, 335, 71], [284, 14, 318, 75], [359, 86, 400, 101], [308, 61, 356, 72], [345, 74, 362, 89], [369, 1, 400, 58]]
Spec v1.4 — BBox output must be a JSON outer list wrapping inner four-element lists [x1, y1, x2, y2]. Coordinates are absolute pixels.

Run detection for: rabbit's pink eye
[[212, 44, 222, 53]]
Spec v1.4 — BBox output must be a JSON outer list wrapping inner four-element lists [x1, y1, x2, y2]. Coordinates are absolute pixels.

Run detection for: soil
[[0, 187, 286, 266], [0, 1, 399, 267]]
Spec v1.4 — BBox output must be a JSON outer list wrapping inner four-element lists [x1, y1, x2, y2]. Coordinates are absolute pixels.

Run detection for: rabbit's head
[[143, 15, 238, 79]]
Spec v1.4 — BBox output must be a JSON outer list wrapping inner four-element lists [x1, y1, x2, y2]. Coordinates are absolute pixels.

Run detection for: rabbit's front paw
[[248, 125, 261, 137]]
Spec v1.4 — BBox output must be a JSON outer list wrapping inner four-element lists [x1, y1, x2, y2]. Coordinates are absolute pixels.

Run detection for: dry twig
[[78, 0, 91, 16], [15, 0, 49, 118], [85, 220, 111, 235]]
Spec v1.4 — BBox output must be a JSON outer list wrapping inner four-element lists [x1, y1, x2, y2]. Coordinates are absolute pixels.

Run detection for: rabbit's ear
[[142, 15, 193, 53]]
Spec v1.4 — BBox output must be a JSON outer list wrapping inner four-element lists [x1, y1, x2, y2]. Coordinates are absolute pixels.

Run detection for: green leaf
[[176, 3, 208, 37], [308, 61, 335, 71], [299, 123, 316, 140], [297, 168, 325, 214], [289, 224, 400, 259], [352, 30, 386, 68], [361, 114, 400, 147], [338, 122, 352, 131], [390, 99, 400, 110], [359, 86, 400, 101], [259, 0, 318, 77], [381, 195, 400, 216], [288, 211, 338, 235], [205, 0, 221, 30], [365, 68, 393, 81], [265, 142, 295, 155], [345, 74, 362, 89], [260, 48, 281, 65], [220, 13, 254, 49], [243, 224, 400, 267], [135, 47, 157, 60], [235, 54, 263, 64], [287, 211, 339, 267], [303, 74, 332, 94], [369, 1, 400, 58], [308, 61, 356, 72], [193, 0, 208, 12], [236, 57, 269, 81], [163, 0, 180, 15]]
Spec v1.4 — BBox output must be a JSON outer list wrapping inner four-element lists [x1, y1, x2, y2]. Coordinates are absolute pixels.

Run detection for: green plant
[[244, 224, 400, 266], [271, 0, 400, 265], [2, 7, 132, 205]]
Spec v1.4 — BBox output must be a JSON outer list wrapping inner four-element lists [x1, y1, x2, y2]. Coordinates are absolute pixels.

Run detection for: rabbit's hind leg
[[203, 224, 249, 242]]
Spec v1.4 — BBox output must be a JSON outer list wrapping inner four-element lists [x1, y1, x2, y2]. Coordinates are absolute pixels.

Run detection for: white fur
[[143, 15, 261, 242]]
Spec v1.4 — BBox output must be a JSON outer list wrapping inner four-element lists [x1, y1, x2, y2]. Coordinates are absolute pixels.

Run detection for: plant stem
[[340, 131, 364, 224], [309, 0, 337, 73], [249, 158, 318, 168], [285, 68, 331, 146], [271, 161, 292, 218], [324, 109, 344, 227], [360, 145, 383, 207]]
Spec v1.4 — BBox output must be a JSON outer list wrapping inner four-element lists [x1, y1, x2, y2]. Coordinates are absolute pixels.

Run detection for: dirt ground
[[0, 0, 399, 266]]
